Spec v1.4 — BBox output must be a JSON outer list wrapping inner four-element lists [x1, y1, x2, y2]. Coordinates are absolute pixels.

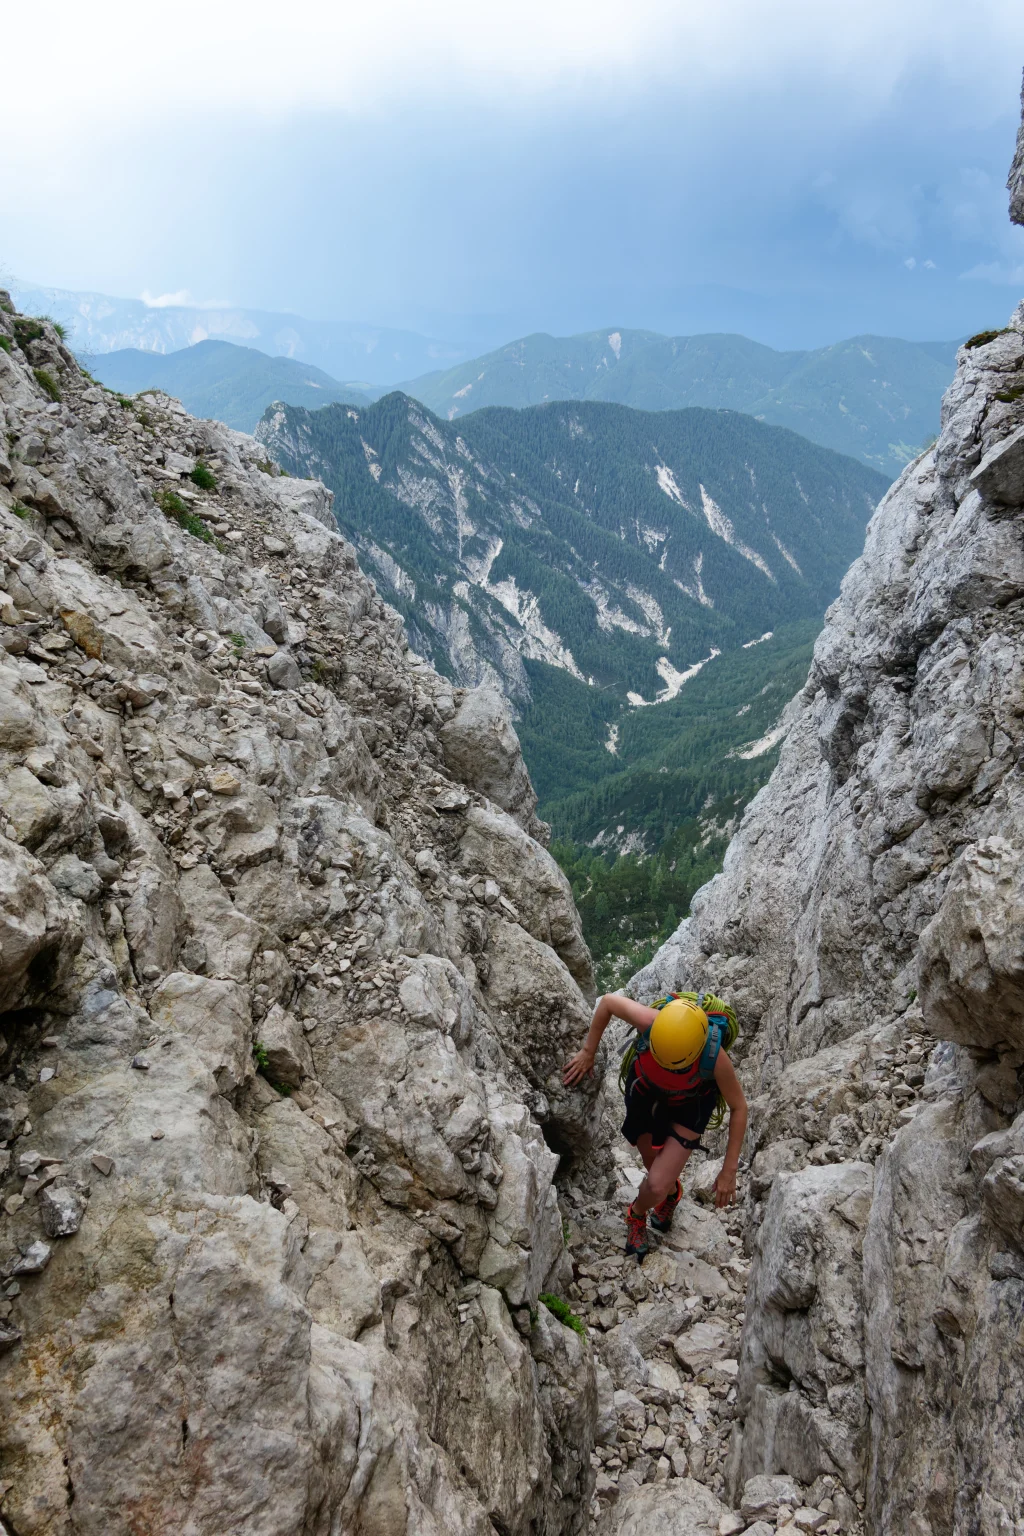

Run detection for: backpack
[[619, 990, 739, 1129]]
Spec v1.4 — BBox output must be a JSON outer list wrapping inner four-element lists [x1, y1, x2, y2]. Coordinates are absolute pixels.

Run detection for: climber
[[563, 992, 747, 1258]]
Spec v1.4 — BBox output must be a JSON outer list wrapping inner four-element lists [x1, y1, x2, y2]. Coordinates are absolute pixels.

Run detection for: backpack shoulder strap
[[698, 1015, 728, 1080]]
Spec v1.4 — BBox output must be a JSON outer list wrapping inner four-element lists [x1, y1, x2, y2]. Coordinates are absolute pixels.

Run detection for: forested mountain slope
[[398, 329, 959, 479], [257, 392, 885, 718], [88, 340, 372, 431]]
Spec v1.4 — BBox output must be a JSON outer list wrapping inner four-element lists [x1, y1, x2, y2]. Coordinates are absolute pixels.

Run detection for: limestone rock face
[[1010, 68, 1024, 227], [0, 296, 600, 1534], [629, 164, 1024, 1529]]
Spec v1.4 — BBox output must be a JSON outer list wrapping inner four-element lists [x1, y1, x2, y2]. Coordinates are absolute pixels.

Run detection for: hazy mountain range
[[8, 281, 466, 383], [16, 281, 958, 477]]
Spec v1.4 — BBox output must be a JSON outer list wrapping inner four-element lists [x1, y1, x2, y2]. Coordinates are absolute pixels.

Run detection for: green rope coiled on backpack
[[618, 991, 739, 1129]]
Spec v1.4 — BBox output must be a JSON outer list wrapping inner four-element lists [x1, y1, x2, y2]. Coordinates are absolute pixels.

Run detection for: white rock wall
[[0, 295, 602, 1535], [630, 299, 1024, 1535]]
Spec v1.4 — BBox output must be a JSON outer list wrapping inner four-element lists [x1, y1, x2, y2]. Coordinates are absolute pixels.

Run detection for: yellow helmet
[[649, 999, 709, 1072]]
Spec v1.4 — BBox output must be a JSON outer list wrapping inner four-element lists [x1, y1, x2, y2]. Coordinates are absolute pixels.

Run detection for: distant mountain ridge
[[256, 392, 887, 717], [9, 280, 467, 383], [88, 340, 372, 432], [395, 328, 961, 479]]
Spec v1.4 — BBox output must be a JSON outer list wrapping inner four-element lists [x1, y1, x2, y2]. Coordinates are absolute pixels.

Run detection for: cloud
[[140, 290, 232, 309], [2, 0, 1023, 123], [959, 261, 1024, 284], [905, 257, 918, 269]]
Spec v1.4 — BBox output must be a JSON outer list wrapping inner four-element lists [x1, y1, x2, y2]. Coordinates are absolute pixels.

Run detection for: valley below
[[256, 390, 886, 981]]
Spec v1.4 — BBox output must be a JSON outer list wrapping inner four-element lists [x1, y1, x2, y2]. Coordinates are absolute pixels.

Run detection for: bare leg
[[632, 1132, 698, 1216]]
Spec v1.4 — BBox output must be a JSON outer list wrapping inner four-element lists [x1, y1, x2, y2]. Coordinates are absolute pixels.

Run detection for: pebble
[[131, 1055, 150, 1071], [151, 1130, 165, 1140], [11, 1240, 52, 1275], [40, 1184, 86, 1237], [91, 1153, 114, 1176]]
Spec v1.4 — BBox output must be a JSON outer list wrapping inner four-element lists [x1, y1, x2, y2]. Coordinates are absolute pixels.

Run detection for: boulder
[[918, 836, 1024, 1051], [148, 972, 253, 1093], [439, 686, 541, 833], [265, 473, 336, 529], [257, 1003, 313, 1089], [458, 803, 595, 997], [740, 1475, 804, 1522], [598, 1479, 733, 1535]]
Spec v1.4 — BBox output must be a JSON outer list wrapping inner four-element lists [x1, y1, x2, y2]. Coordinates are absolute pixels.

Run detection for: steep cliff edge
[[0, 292, 605, 1534], [630, 124, 1024, 1536]]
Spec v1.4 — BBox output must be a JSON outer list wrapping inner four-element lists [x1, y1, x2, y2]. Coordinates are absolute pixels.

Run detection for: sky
[[2, 0, 1024, 352]]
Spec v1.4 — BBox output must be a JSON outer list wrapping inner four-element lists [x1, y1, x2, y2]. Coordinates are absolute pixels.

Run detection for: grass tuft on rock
[[157, 488, 214, 544], [190, 461, 217, 492], [965, 329, 1009, 350], [538, 1294, 586, 1336], [34, 368, 61, 403]]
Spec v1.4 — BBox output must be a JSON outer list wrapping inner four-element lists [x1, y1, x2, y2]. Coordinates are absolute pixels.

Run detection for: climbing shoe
[[625, 1201, 649, 1259], [650, 1178, 682, 1233]]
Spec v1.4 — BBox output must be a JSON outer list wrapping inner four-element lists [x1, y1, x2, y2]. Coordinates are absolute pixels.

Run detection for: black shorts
[[621, 1064, 718, 1151]]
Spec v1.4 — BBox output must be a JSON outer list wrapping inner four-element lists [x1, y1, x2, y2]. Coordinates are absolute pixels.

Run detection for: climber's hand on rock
[[713, 1166, 738, 1208], [563, 1048, 595, 1086]]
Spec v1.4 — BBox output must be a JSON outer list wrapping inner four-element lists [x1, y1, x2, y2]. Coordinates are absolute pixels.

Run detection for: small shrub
[[230, 632, 247, 653], [0, 336, 10, 354], [538, 1294, 586, 1337], [49, 320, 68, 341], [11, 502, 30, 521], [116, 394, 134, 410], [965, 329, 1007, 350], [256, 458, 277, 475], [190, 461, 217, 492], [995, 385, 1024, 403], [0, 298, 13, 315], [253, 1040, 291, 1095], [34, 368, 61, 403]]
